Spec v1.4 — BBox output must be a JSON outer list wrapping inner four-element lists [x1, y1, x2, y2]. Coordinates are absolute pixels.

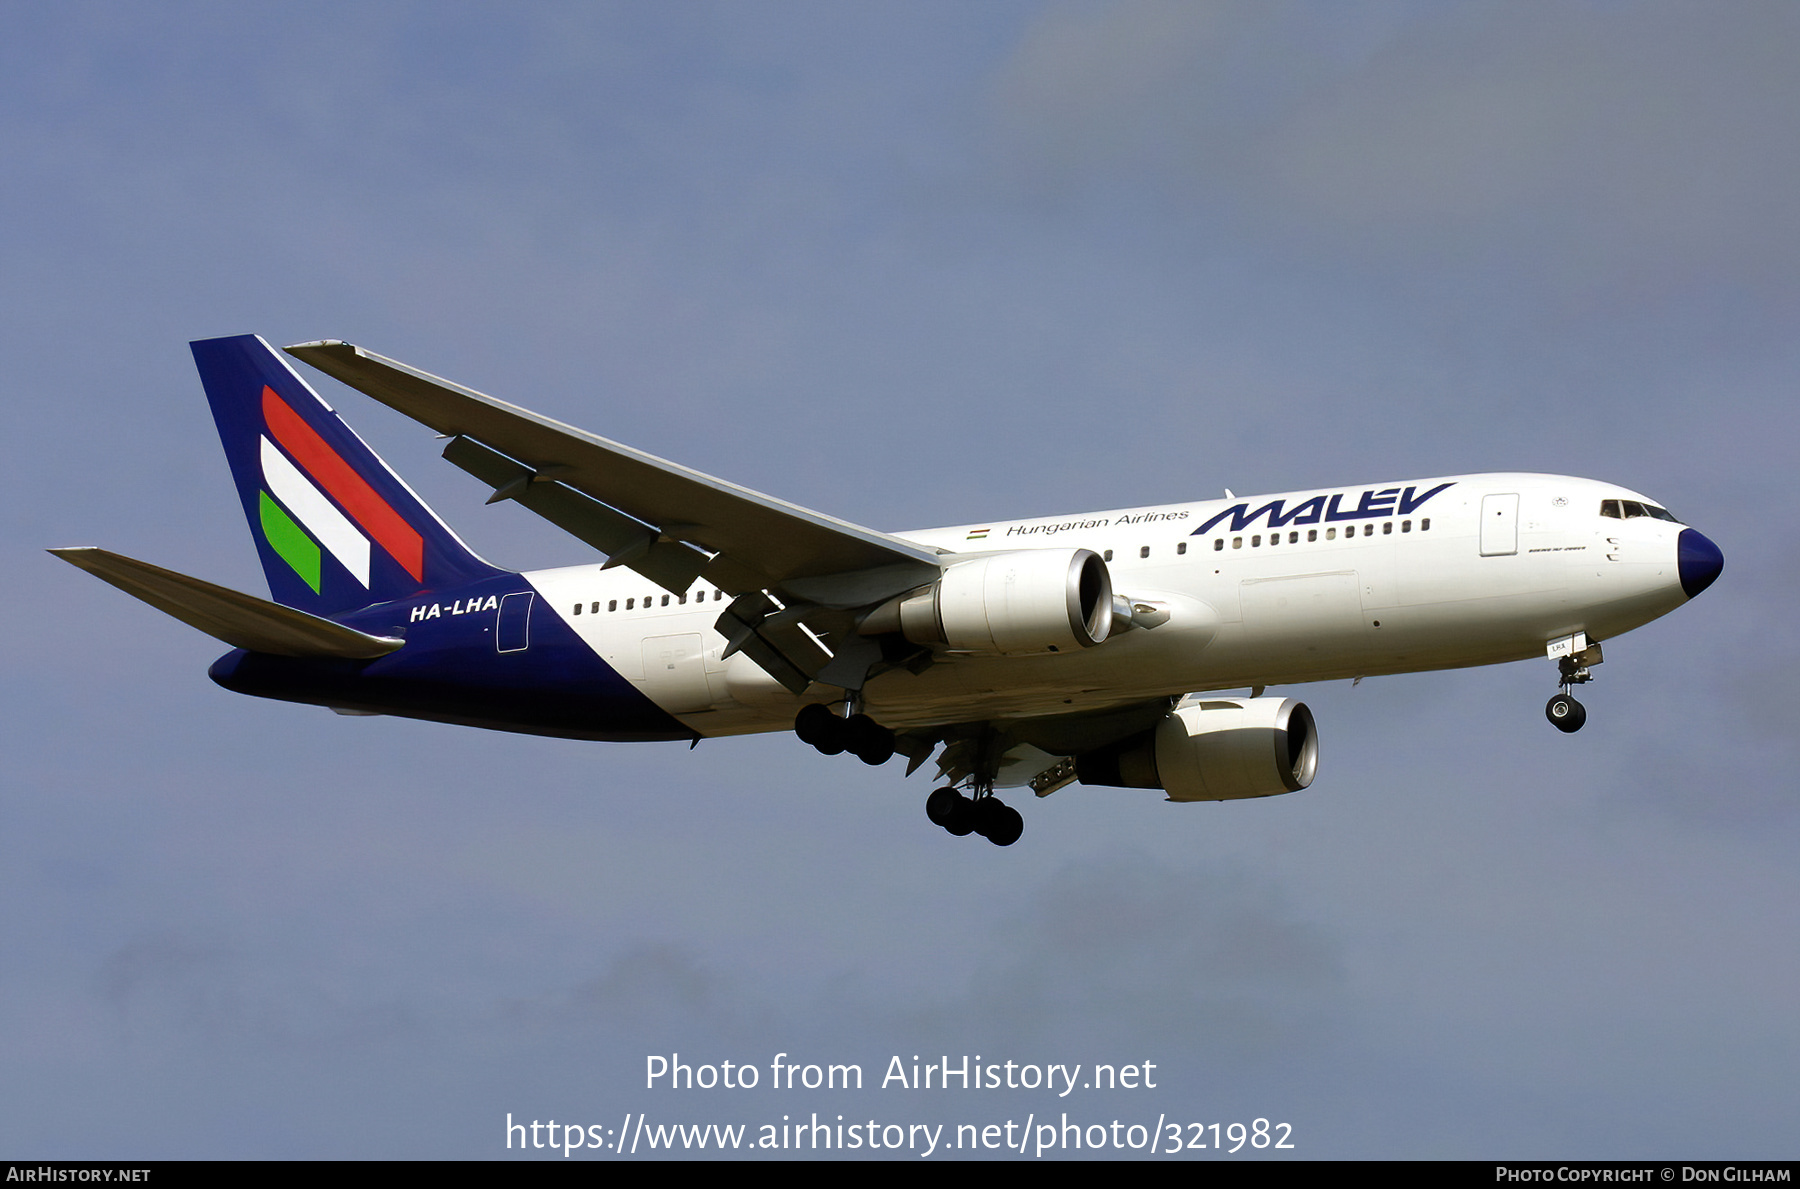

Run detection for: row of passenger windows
[[572, 587, 728, 616], [1101, 543, 1191, 561], [1600, 499, 1678, 522], [1098, 519, 1433, 561], [1213, 518, 1430, 550]]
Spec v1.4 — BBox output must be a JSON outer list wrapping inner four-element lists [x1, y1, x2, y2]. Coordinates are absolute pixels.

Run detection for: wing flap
[[442, 435, 711, 595], [50, 547, 404, 659], [282, 341, 941, 595]]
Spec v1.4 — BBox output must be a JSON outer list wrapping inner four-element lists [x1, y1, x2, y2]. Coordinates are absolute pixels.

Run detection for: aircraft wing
[[283, 341, 942, 602]]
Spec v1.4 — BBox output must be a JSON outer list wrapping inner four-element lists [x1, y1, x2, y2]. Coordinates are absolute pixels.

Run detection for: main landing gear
[[1545, 653, 1594, 734], [794, 705, 1025, 846], [925, 787, 1024, 847], [794, 702, 895, 765]]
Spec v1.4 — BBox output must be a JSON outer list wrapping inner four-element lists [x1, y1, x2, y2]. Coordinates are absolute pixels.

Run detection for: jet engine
[[863, 548, 1115, 656], [1075, 697, 1317, 801]]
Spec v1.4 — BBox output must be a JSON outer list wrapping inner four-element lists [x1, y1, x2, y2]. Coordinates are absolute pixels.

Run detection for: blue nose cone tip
[[1678, 528, 1724, 599]]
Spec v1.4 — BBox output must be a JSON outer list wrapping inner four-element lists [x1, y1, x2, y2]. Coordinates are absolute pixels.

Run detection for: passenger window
[[1139, 546, 1150, 558], [573, 604, 582, 615], [1252, 534, 1262, 547], [678, 593, 687, 605], [1232, 537, 1242, 549], [661, 595, 670, 606], [1382, 521, 1393, 535], [626, 598, 635, 610], [1268, 533, 1279, 546], [1288, 531, 1297, 544], [1421, 518, 1431, 531], [1213, 539, 1223, 551], [1326, 528, 1336, 540], [1402, 520, 1411, 533], [608, 600, 617, 612], [1307, 529, 1317, 542], [1177, 542, 1187, 555], [1103, 549, 1113, 562]]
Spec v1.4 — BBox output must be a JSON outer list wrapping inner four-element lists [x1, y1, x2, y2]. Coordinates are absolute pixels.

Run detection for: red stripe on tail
[[262, 387, 425, 581]]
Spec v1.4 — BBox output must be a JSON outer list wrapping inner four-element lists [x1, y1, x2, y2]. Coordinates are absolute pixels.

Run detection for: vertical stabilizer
[[192, 334, 504, 616]]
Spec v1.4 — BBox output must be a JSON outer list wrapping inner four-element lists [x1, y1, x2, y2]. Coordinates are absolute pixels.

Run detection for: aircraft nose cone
[[1678, 528, 1724, 599]]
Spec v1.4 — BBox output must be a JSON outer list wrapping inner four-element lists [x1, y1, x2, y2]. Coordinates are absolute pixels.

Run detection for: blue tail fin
[[192, 334, 505, 616]]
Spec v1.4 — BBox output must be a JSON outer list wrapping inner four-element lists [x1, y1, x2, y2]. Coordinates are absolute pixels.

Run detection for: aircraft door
[[497, 591, 533, 652], [1480, 493, 1519, 557]]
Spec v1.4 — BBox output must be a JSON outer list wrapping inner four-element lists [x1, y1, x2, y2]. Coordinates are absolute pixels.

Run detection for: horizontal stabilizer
[[49, 547, 405, 659]]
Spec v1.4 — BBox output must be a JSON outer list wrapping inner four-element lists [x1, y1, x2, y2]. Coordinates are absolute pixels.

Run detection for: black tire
[[847, 714, 895, 765], [944, 794, 977, 836], [794, 703, 835, 746], [985, 805, 1024, 847], [1546, 694, 1587, 734], [814, 716, 848, 755], [971, 796, 1010, 839], [926, 787, 962, 827]]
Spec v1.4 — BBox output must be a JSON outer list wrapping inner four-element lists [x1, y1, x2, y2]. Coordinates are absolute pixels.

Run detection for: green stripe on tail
[[259, 490, 321, 593]]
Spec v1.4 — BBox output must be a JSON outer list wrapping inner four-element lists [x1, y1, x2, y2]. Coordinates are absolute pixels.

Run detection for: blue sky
[[4, 1, 1795, 1159]]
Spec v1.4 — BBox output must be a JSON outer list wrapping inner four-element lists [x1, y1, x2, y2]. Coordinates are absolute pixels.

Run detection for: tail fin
[[192, 334, 505, 616]]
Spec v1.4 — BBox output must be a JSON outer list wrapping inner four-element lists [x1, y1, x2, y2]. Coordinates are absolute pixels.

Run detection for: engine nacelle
[[890, 548, 1115, 656], [1076, 697, 1318, 801]]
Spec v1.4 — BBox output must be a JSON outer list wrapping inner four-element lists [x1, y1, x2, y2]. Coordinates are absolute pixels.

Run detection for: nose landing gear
[[1544, 636, 1601, 734]]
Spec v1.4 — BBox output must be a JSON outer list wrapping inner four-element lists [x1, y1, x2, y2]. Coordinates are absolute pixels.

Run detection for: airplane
[[52, 335, 1724, 847]]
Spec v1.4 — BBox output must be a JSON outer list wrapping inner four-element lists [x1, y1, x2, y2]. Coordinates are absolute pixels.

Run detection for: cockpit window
[[1602, 498, 1679, 522]]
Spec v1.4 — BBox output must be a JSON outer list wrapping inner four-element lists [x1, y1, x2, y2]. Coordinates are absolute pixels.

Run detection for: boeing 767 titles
[[52, 336, 1723, 846]]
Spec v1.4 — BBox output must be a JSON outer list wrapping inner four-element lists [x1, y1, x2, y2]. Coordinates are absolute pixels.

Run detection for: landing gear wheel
[[983, 803, 1024, 847], [925, 787, 963, 827], [943, 796, 977, 836], [813, 717, 848, 755], [969, 797, 1023, 846], [794, 703, 836, 746], [846, 714, 895, 766], [1546, 693, 1586, 733]]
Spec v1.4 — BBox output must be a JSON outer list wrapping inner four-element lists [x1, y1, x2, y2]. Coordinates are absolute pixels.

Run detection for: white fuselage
[[525, 474, 1693, 736]]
